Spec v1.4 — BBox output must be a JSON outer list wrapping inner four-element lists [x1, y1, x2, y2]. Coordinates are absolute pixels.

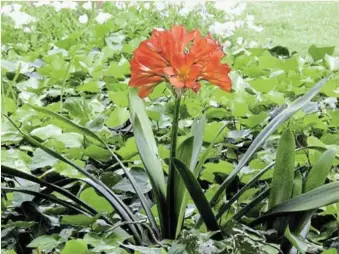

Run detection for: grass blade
[[27, 104, 102, 143], [208, 74, 332, 207], [173, 158, 223, 240], [214, 163, 275, 223]]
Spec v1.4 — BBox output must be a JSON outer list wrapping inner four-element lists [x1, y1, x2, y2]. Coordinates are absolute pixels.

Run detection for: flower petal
[[169, 77, 185, 88], [138, 85, 157, 98]]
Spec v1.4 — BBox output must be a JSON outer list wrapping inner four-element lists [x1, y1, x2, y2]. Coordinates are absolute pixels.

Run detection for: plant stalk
[[166, 96, 181, 239]]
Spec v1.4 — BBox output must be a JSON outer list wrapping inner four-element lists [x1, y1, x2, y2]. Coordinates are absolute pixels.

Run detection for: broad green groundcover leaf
[[27, 235, 60, 252], [308, 44, 335, 61], [61, 214, 95, 226], [1, 149, 31, 174], [80, 187, 113, 213], [61, 239, 88, 254], [84, 229, 131, 252], [106, 107, 130, 127]]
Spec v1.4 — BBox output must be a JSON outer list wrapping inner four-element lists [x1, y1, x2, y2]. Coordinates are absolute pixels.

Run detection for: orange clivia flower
[[129, 25, 232, 98]]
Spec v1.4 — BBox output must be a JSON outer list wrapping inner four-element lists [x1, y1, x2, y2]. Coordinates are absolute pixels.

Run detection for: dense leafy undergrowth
[[1, 2, 339, 254]]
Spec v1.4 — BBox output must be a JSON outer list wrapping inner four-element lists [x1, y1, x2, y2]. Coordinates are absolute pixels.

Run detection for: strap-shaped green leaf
[[190, 115, 206, 171], [304, 149, 336, 192], [269, 129, 295, 209], [292, 171, 303, 198], [287, 148, 337, 247], [128, 88, 162, 158], [129, 88, 166, 236], [133, 115, 167, 235], [166, 97, 182, 239], [284, 227, 308, 254], [175, 136, 194, 237], [174, 115, 206, 237], [251, 181, 339, 225], [173, 158, 223, 240]]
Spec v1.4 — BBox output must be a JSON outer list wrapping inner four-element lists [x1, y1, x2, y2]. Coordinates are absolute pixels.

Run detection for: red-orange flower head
[[129, 25, 232, 98]]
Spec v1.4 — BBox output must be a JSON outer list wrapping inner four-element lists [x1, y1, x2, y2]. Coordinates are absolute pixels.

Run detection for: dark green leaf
[[61, 214, 95, 226], [173, 158, 222, 240], [252, 181, 339, 224]]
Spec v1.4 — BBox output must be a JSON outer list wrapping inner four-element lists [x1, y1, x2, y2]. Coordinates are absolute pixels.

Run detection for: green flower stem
[[166, 96, 181, 239]]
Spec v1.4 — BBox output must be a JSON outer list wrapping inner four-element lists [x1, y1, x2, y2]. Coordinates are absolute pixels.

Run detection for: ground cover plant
[[1, 1, 339, 254]]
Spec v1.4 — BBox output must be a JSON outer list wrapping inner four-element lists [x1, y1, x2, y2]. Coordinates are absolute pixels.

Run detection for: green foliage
[[27, 235, 60, 252], [80, 188, 113, 213], [173, 159, 222, 240], [308, 44, 335, 61], [61, 240, 88, 254], [269, 129, 296, 209], [1, 1, 339, 253], [304, 149, 336, 192]]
